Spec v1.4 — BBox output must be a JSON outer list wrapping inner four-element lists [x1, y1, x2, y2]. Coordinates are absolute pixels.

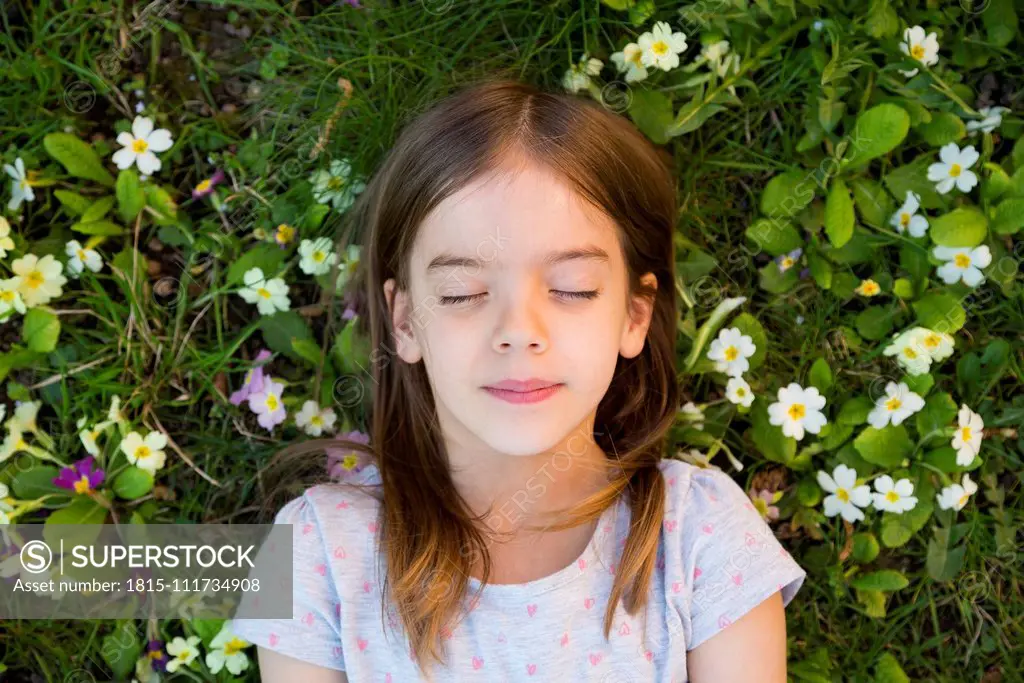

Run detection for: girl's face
[[384, 159, 656, 458]]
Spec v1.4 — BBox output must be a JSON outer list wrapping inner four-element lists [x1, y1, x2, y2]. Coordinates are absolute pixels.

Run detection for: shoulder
[[656, 458, 754, 516], [280, 464, 384, 526]]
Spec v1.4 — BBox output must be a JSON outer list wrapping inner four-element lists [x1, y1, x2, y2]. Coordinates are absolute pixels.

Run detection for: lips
[[481, 378, 564, 405], [484, 378, 561, 392]]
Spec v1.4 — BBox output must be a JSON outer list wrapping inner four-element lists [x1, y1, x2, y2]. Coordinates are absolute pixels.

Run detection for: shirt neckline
[[464, 494, 622, 603]]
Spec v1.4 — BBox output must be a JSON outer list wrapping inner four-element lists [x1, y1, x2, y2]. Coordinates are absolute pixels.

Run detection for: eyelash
[[438, 290, 600, 306]]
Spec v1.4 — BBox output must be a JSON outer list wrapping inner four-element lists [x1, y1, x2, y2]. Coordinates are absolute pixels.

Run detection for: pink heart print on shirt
[[497, 632, 507, 643], [472, 656, 484, 670], [526, 663, 538, 675], [664, 519, 678, 533], [334, 545, 347, 559], [578, 558, 586, 570], [745, 531, 757, 547], [731, 572, 743, 586], [717, 614, 732, 630], [589, 653, 603, 666], [314, 563, 327, 576], [560, 632, 569, 647], [645, 650, 654, 663], [668, 476, 676, 487], [671, 581, 682, 593], [527, 604, 538, 617], [367, 521, 378, 533], [357, 637, 368, 652], [332, 645, 343, 658], [302, 611, 314, 626], [702, 523, 714, 535], [336, 500, 350, 510], [302, 523, 314, 535], [694, 566, 702, 581], [583, 597, 595, 610], [269, 633, 280, 646], [618, 622, 631, 636]]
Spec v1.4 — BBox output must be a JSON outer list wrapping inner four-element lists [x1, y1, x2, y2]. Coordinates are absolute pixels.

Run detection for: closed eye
[[438, 290, 600, 305]]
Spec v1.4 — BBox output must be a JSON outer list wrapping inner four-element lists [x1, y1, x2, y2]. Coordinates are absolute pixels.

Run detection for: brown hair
[[258, 76, 679, 677]]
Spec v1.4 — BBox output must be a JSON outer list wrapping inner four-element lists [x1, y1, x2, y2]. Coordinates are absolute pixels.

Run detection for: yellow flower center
[[900, 213, 910, 226], [924, 334, 940, 349], [961, 426, 972, 441], [223, 637, 247, 656], [132, 139, 149, 154], [910, 44, 925, 59], [313, 251, 326, 263], [19, 179, 29, 191], [836, 488, 850, 503], [652, 40, 669, 56], [196, 179, 212, 192], [327, 177, 343, 190], [265, 394, 279, 411], [949, 163, 962, 178], [342, 454, 359, 470], [787, 403, 806, 420], [148, 649, 164, 661], [958, 493, 969, 508], [276, 224, 295, 243], [1, 291, 13, 302], [736, 388, 746, 397], [780, 257, 794, 269], [954, 253, 971, 268], [73, 475, 92, 494], [885, 490, 900, 503], [25, 270, 45, 289], [257, 287, 271, 299], [311, 415, 323, 426], [135, 445, 151, 460], [77, 249, 87, 260], [858, 280, 879, 295], [903, 347, 918, 359], [724, 346, 739, 361], [886, 398, 902, 411], [630, 51, 643, 66], [178, 648, 192, 660]]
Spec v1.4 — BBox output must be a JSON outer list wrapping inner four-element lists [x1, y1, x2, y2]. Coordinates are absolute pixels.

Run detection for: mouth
[[482, 379, 564, 405]]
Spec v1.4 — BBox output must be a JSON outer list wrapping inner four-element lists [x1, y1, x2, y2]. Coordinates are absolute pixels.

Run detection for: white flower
[[111, 116, 174, 175], [0, 216, 16, 258], [165, 635, 202, 673], [816, 464, 872, 523], [919, 328, 955, 362], [701, 40, 741, 84], [768, 382, 827, 441], [562, 52, 604, 93], [871, 475, 918, 513], [867, 381, 925, 429], [119, 430, 168, 475], [926, 143, 979, 194], [310, 158, 365, 212], [898, 25, 939, 78], [677, 448, 719, 471], [966, 106, 1010, 135], [883, 327, 932, 376], [64, 240, 103, 277], [638, 21, 688, 72], [890, 191, 929, 237], [294, 400, 337, 437], [205, 624, 251, 676], [936, 472, 977, 511], [4, 158, 35, 211], [134, 101, 145, 114], [725, 376, 754, 408], [238, 267, 290, 316], [854, 278, 881, 297], [707, 326, 756, 377], [334, 244, 362, 292], [298, 237, 337, 276], [952, 404, 983, 466], [0, 278, 27, 319], [933, 245, 991, 287], [610, 43, 648, 83], [678, 401, 705, 430], [10, 253, 67, 307], [76, 416, 111, 457]]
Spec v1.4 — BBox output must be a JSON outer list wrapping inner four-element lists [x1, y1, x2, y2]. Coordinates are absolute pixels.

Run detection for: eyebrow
[[426, 244, 610, 274]]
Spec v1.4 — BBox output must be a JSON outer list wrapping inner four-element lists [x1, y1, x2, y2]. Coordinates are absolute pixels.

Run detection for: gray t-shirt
[[230, 458, 806, 681]]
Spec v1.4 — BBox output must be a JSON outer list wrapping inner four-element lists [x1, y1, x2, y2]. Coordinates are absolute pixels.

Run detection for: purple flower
[[342, 304, 357, 321], [192, 169, 225, 199], [52, 455, 106, 495], [229, 349, 273, 406], [775, 248, 803, 273], [146, 639, 169, 672], [326, 430, 372, 479]]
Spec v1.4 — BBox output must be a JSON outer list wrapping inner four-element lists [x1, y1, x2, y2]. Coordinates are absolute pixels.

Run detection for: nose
[[492, 285, 549, 354]]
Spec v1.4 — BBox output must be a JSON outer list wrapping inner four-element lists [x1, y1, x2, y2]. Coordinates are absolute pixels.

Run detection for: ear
[[619, 272, 658, 359], [383, 278, 423, 364]]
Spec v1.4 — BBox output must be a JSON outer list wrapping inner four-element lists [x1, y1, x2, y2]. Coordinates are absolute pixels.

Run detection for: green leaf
[[81, 195, 115, 223], [880, 501, 933, 547], [852, 532, 880, 564], [903, 373, 934, 397], [669, 100, 726, 137], [22, 308, 61, 352], [70, 220, 123, 236], [864, 0, 899, 38], [855, 307, 894, 341], [43, 497, 107, 549], [929, 207, 988, 247], [116, 170, 146, 223], [749, 400, 797, 465], [850, 569, 909, 592], [760, 169, 815, 219], [102, 621, 142, 680], [915, 392, 958, 439], [226, 243, 288, 287], [759, 260, 800, 293], [874, 652, 910, 683], [885, 154, 947, 210], [808, 358, 833, 393], [980, 162, 1012, 204], [292, 338, 325, 367], [112, 467, 155, 500], [10, 465, 66, 499], [824, 178, 855, 248], [332, 317, 373, 376], [838, 396, 874, 426], [628, 90, 674, 145], [981, 0, 1017, 48], [143, 184, 179, 226], [54, 190, 93, 216], [850, 178, 894, 229], [912, 292, 966, 333], [730, 312, 767, 371], [259, 310, 315, 361], [842, 103, 911, 167], [854, 425, 912, 467], [893, 278, 914, 298], [856, 588, 887, 618], [744, 218, 803, 257], [42, 132, 116, 186], [914, 112, 966, 147], [991, 198, 1024, 235], [927, 526, 966, 582], [923, 446, 983, 473], [807, 251, 833, 289]]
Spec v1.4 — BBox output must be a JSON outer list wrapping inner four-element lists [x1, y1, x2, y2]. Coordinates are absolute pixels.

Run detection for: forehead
[[410, 163, 620, 274]]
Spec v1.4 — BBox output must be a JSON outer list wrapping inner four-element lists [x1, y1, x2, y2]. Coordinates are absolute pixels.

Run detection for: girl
[[230, 77, 806, 682]]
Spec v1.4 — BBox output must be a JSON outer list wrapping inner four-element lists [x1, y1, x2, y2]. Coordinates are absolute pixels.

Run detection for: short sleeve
[[677, 466, 806, 651], [229, 492, 346, 671]]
